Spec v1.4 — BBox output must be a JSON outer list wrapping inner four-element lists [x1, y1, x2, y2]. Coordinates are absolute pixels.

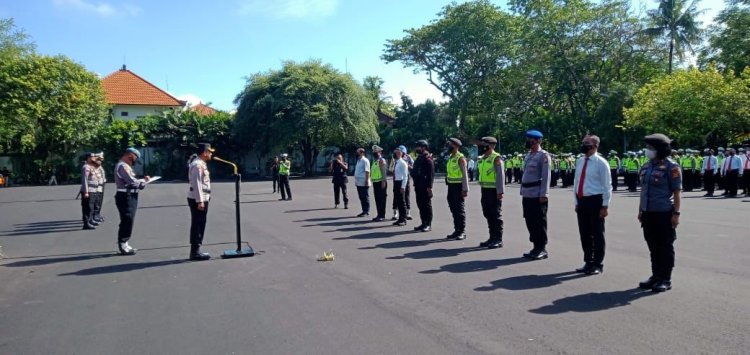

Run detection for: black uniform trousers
[[279, 175, 292, 200], [480, 188, 503, 242], [692, 170, 702, 189], [372, 183, 386, 218], [505, 169, 513, 184], [115, 191, 138, 244], [272, 174, 279, 193], [93, 191, 104, 220], [725, 170, 739, 196], [357, 185, 371, 215], [81, 194, 95, 226], [522, 197, 548, 251], [742, 170, 750, 195], [576, 195, 605, 266], [626, 172, 638, 191], [333, 181, 349, 206], [641, 211, 676, 281], [414, 186, 432, 227], [447, 183, 466, 233], [188, 198, 209, 246], [610, 169, 619, 191], [392, 181, 411, 210], [704, 171, 715, 194], [682, 170, 693, 191], [393, 181, 407, 223]]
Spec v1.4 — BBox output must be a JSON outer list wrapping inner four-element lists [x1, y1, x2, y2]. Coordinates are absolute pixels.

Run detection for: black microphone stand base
[[221, 248, 255, 259]]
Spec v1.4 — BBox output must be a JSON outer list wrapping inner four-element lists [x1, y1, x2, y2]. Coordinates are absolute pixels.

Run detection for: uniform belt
[[190, 187, 211, 193], [116, 188, 139, 193], [521, 180, 541, 188]]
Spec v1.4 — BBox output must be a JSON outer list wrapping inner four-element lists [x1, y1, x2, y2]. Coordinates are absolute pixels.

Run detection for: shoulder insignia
[[671, 166, 681, 178]]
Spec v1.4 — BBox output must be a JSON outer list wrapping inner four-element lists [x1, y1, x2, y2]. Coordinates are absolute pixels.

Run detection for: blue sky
[[1, 0, 725, 111]]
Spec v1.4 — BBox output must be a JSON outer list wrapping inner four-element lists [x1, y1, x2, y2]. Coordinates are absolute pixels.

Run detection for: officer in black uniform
[[476, 137, 505, 249], [411, 140, 435, 232], [638, 133, 682, 293]]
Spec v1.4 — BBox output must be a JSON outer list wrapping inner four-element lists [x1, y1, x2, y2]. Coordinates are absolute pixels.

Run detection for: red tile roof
[[101, 66, 184, 107], [191, 103, 218, 116]]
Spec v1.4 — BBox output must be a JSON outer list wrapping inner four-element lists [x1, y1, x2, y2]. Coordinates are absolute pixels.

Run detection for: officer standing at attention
[[93, 152, 106, 223], [477, 137, 505, 249], [114, 148, 150, 255], [638, 134, 682, 292], [739, 147, 750, 196], [411, 140, 435, 232], [329, 153, 349, 209], [80, 152, 99, 230], [187, 143, 214, 261], [505, 154, 514, 184], [392, 148, 410, 226], [398, 145, 414, 220], [573, 135, 612, 275], [608, 150, 621, 191], [468, 156, 476, 182], [445, 138, 469, 240], [520, 130, 551, 260], [701, 149, 718, 196], [625, 152, 641, 192], [271, 156, 280, 194], [370, 146, 387, 221], [680, 149, 697, 192], [722, 148, 742, 198], [278, 153, 292, 201]]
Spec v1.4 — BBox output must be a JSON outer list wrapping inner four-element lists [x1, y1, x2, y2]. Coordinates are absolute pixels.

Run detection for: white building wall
[[111, 105, 181, 120]]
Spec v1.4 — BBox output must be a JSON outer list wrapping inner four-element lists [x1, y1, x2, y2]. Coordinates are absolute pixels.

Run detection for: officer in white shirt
[[739, 147, 749, 196], [468, 158, 476, 182], [354, 148, 371, 217], [573, 135, 612, 275], [187, 143, 214, 260], [723, 148, 743, 197], [392, 148, 410, 226], [701, 149, 718, 197]]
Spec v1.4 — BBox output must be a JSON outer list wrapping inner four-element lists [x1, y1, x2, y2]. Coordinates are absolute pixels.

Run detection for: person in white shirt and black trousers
[[573, 135, 612, 275], [392, 148, 410, 226]]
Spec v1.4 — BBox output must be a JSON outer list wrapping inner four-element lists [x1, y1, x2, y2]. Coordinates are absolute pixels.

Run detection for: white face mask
[[645, 149, 657, 160]]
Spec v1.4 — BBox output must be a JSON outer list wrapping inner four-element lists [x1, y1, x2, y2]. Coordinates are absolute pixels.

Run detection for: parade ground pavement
[[1, 178, 748, 354]]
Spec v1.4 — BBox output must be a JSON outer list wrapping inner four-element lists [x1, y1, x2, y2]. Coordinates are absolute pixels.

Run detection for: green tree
[[0, 18, 35, 62], [624, 66, 750, 147], [234, 60, 379, 176], [699, 0, 750, 75], [362, 75, 396, 117], [0, 54, 108, 170], [382, 0, 519, 132], [643, 0, 704, 74]]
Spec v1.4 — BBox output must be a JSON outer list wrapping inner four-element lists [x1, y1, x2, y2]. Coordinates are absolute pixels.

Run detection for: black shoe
[[190, 252, 211, 261], [638, 276, 658, 289], [288, 198, 293, 201], [652, 280, 672, 293], [576, 263, 592, 273], [372, 217, 385, 222], [357, 212, 368, 217], [413, 224, 425, 231], [82, 224, 96, 230], [391, 216, 398, 221], [454, 233, 466, 240], [393, 221, 407, 226], [479, 239, 492, 247], [279, 198, 287, 201], [487, 241, 503, 249], [446, 232, 458, 239], [335, 204, 339, 209], [586, 265, 603, 275], [89, 220, 100, 226], [344, 204, 348, 209], [420, 226, 431, 232], [94, 217, 104, 222], [523, 249, 548, 260]]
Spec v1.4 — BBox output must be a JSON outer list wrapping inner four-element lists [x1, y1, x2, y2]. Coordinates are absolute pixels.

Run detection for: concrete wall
[[111, 105, 181, 120]]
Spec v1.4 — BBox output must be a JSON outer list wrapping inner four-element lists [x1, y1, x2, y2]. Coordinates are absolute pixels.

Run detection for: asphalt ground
[[0, 178, 748, 354]]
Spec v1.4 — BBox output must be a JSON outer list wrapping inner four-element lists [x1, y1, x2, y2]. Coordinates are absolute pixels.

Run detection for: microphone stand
[[213, 156, 255, 258]]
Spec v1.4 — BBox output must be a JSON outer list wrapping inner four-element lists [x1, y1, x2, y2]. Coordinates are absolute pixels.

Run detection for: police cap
[[481, 136, 497, 145], [644, 133, 672, 148], [447, 138, 462, 147], [125, 147, 141, 159], [526, 130, 543, 139]]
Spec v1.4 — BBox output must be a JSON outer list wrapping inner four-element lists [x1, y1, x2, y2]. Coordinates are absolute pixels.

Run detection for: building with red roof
[[101, 65, 185, 120]]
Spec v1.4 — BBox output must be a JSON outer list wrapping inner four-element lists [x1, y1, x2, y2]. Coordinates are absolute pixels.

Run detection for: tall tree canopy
[[643, 0, 704, 74], [234, 60, 379, 176], [699, 0, 750, 75]]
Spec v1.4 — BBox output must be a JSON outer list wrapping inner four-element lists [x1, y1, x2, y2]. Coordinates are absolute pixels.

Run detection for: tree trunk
[[668, 39, 674, 74]]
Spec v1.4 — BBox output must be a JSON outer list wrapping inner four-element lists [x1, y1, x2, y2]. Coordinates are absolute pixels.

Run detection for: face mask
[[415, 148, 422, 154], [393, 154, 398, 159], [579, 144, 593, 154], [645, 149, 657, 159], [525, 140, 534, 149], [481, 145, 490, 152]]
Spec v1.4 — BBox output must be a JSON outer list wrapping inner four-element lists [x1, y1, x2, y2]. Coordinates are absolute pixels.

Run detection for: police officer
[[701, 149, 718, 197], [680, 149, 697, 192], [329, 153, 349, 209], [638, 134, 682, 292], [625, 152, 641, 192], [722, 148, 742, 198], [187, 143, 214, 260], [608, 150, 621, 191], [412, 140, 435, 232], [477, 137, 505, 249], [278, 153, 292, 201], [505, 153, 514, 184], [80, 152, 98, 230], [370, 145, 388, 221], [271, 156, 280, 194], [114, 148, 150, 255], [740, 147, 750, 196], [391, 145, 413, 220], [445, 138, 469, 240], [92, 152, 106, 223], [521, 130, 551, 260]]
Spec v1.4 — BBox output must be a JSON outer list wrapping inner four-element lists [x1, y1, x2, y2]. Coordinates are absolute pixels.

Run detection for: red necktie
[[744, 157, 749, 170], [577, 157, 588, 200], [707, 158, 711, 171]]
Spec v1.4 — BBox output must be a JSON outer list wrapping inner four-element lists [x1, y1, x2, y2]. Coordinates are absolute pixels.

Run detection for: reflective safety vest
[[279, 161, 290, 176], [625, 158, 639, 173], [559, 159, 569, 169], [370, 159, 384, 182], [681, 157, 694, 169], [608, 158, 618, 169], [446, 152, 464, 184], [478, 152, 501, 188]]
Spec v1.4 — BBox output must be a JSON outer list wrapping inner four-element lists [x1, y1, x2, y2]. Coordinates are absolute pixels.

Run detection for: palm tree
[[643, 0, 704, 74]]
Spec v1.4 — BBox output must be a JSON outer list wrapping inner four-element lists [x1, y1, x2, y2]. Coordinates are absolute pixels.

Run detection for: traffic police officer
[[114, 148, 150, 255], [370, 145, 388, 221], [680, 150, 697, 192], [521, 130, 551, 260], [477, 137, 505, 249], [638, 134, 682, 292], [278, 153, 292, 201], [187, 143, 214, 260], [80, 152, 98, 230], [445, 138, 469, 240], [608, 150, 621, 191]]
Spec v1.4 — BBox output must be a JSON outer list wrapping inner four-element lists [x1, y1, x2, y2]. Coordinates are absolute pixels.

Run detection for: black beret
[[447, 138, 462, 147], [481, 136, 497, 144], [415, 140, 429, 148], [644, 133, 672, 147]]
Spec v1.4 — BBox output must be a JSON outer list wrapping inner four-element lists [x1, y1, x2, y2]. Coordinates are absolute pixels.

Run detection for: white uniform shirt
[[468, 159, 476, 170], [723, 155, 743, 175], [355, 157, 371, 187], [393, 158, 409, 189], [701, 155, 718, 174], [573, 153, 612, 206], [187, 158, 211, 203]]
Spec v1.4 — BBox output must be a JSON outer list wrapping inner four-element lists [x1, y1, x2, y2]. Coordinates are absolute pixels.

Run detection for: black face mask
[[393, 154, 398, 159], [579, 144, 593, 154], [525, 140, 534, 149], [481, 145, 490, 152]]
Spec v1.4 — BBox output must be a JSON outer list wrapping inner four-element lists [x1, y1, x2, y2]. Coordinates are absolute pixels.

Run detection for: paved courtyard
[[0, 178, 748, 354]]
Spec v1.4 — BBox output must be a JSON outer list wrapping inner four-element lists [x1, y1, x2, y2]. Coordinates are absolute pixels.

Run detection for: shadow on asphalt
[[302, 219, 373, 228], [58, 259, 191, 276], [1, 220, 82, 237], [334, 230, 414, 241], [359, 238, 447, 250], [387, 246, 485, 260], [528, 289, 654, 314], [421, 257, 530, 274], [0, 198, 74, 204], [474, 271, 587, 291], [240, 199, 282, 204], [284, 207, 334, 213], [140, 204, 186, 209], [294, 216, 359, 223], [330, 224, 394, 233]]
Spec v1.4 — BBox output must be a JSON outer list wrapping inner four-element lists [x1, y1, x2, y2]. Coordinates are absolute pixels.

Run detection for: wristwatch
[[672, 211, 681, 216]]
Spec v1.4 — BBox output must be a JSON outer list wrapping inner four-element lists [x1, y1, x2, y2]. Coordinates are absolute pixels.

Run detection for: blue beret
[[526, 130, 543, 139], [398, 145, 407, 154], [126, 147, 141, 159]]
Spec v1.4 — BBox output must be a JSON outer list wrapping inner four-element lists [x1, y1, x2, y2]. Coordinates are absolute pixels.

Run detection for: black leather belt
[[190, 187, 211, 193]]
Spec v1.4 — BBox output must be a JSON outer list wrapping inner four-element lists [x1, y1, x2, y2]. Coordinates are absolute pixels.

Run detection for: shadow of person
[[2, 253, 114, 267], [475, 271, 587, 291], [58, 259, 191, 276], [387, 246, 484, 260], [421, 257, 529, 274], [529, 289, 654, 314], [303, 220, 373, 228], [334, 230, 414, 241], [359, 238, 447, 250]]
